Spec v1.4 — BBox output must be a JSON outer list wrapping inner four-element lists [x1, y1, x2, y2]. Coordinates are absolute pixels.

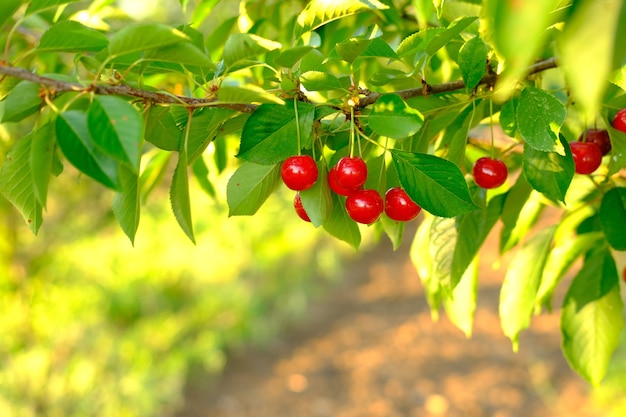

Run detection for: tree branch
[[0, 57, 558, 113]]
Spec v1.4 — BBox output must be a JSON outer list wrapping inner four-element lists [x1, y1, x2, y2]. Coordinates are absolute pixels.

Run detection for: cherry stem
[[349, 106, 356, 158], [294, 98, 302, 155], [489, 97, 495, 159]]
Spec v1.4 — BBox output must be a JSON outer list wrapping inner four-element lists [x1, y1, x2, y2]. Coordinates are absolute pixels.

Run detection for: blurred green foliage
[[0, 149, 351, 416]]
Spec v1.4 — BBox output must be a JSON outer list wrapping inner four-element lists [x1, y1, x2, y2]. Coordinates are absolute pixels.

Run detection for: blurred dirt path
[[176, 219, 602, 417]]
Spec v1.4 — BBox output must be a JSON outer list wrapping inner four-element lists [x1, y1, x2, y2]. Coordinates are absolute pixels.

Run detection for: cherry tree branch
[[0, 57, 558, 113]]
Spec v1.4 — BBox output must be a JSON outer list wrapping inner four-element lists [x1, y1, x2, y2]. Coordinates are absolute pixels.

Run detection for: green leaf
[[30, 123, 55, 208], [430, 216, 457, 290], [192, 156, 216, 198], [56, 111, 120, 189], [144, 42, 212, 68], [360, 37, 399, 60], [217, 85, 284, 104], [170, 148, 195, 243], [438, 100, 483, 165], [222, 33, 282, 68], [536, 232, 605, 312], [499, 175, 542, 253], [522, 134, 574, 203], [112, 164, 140, 244], [237, 101, 315, 164], [481, 0, 560, 98], [451, 193, 505, 287], [425, 15, 477, 56], [275, 46, 314, 68], [0, 0, 22, 27], [300, 162, 332, 227], [335, 38, 373, 63], [186, 107, 238, 163], [88, 96, 143, 171], [561, 246, 624, 385], [599, 187, 626, 250], [606, 118, 626, 175], [1, 81, 41, 123], [294, 0, 389, 39], [26, 0, 79, 14], [38, 20, 108, 52], [145, 107, 181, 151], [391, 150, 478, 217], [368, 94, 424, 139], [444, 256, 478, 338], [500, 98, 518, 138], [226, 162, 281, 216], [380, 215, 406, 251], [322, 193, 361, 250], [500, 226, 556, 350], [458, 36, 487, 90], [411, 215, 440, 318], [0, 131, 43, 233], [558, 0, 623, 120], [108, 23, 189, 58], [517, 87, 567, 154], [300, 71, 343, 91]]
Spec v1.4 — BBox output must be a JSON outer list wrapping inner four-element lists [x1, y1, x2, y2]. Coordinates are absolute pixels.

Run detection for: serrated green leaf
[[1, 81, 42, 123], [144, 42, 212, 68], [113, 164, 140, 244], [360, 37, 399, 60], [430, 216, 457, 290], [425, 15, 477, 56], [561, 246, 624, 385], [500, 226, 556, 350], [0, 132, 43, 233], [396, 28, 445, 58], [523, 134, 574, 203], [300, 161, 332, 227], [30, 123, 55, 208], [335, 37, 373, 63], [294, 0, 389, 39], [88, 96, 143, 171], [226, 162, 281, 216], [145, 107, 181, 151], [558, 0, 623, 120], [451, 193, 504, 287], [109, 23, 189, 58], [222, 33, 282, 68], [38, 20, 108, 52], [599, 187, 626, 250], [368, 94, 424, 139], [391, 150, 477, 217], [444, 256, 478, 338], [217, 85, 284, 104], [186, 107, 238, 164], [411, 214, 441, 318], [458, 36, 487, 90], [56, 111, 120, 189], [300, 71, 343, 91], [536, 231, 605, 312], [322, 193, 361, 250], [170, 148, 195, 243], [237, 101, 315, 164], [517, 87, 567, 154]]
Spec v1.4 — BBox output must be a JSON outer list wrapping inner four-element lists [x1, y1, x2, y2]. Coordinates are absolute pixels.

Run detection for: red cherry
[[569, 141, 602, 174], [472, 157, 508, 189], [328, 165, 357, 196], [345, 189, 383, 224], [384, 187, 421, 222], [293, 192, 311, 222], [612, 108, 626, 134], [334, 156, 368, 191], [578, 128, 611, 155], [623, 266, 626, 284], [281, 155, 318, 191]]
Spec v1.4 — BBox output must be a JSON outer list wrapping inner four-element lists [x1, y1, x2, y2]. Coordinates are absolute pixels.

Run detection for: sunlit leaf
[[109, 23, 189, 58], [226, 162, 281, 216], [322, 193, 361, 250], [368, 94, 424, 139], [391, 150, 477, 217], [561, 246, 624, 385], [300, 71, 343, 91], [425, 15, 477, 56], [458, 35, 487, 90], [517, 87, 567, 154], [444, 256, 478, 338], [411, 214, 441, 318], [0, 131, 43, 233], [217, 85, 284, 104], [599, 187, 626, 250], [26, 0, 79, 14], [500, 226, 556, 351], [38, 20, 108, 52], [222, 33, 282, 68], [522, 134, 574, 203]]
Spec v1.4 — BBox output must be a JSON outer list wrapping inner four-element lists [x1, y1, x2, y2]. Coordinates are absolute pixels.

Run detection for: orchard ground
[[176, 209, 625, 417]]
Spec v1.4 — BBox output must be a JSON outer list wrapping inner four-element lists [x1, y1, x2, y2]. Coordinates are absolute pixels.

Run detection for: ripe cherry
[[623, 266, 626, 284], [384, 187, 421, 222], [569, 141, 602, 174], [334, 156, 368, 191], [472, 157, 508, 189], [346, 189, 383, 224], [281, 155, 318, 191], [293, 192, 311, 222], [578, 128, 611, 155], [328, 165, 357, 196], [612, 108, 626, 134]]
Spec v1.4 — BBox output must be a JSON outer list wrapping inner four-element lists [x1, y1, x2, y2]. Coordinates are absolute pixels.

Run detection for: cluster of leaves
[[1, 0, 626, 387]]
